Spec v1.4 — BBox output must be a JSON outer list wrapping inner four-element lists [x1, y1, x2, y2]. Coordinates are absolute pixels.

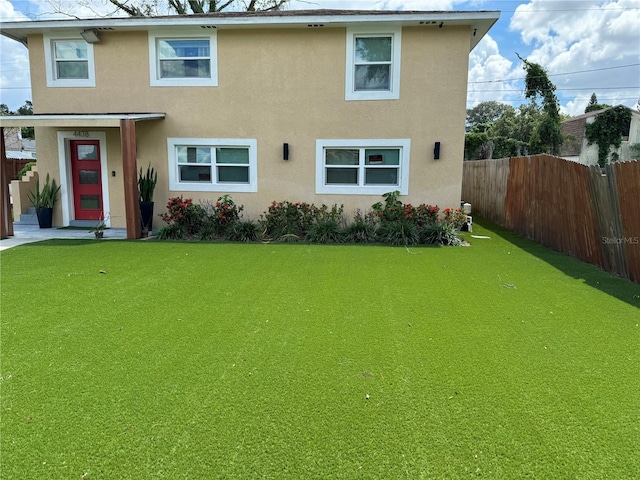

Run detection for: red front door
[[70, 140, 103, 221]]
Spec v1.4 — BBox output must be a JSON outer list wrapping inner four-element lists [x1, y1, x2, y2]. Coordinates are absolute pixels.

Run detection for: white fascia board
[[1, 11, 500, 38]]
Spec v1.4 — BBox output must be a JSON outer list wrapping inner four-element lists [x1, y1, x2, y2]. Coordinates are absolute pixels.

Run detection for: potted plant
[[27, 173, 61, 229], [90, 213, 108, 239], [138, 165, 157, 237]]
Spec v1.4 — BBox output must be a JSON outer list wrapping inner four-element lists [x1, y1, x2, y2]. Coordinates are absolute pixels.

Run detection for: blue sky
[[1, 0, 639, 115]]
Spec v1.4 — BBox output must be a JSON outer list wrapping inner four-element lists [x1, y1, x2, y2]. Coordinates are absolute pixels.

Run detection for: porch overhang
[[0, 113, 165, 128], [0, 113, 165, 240]]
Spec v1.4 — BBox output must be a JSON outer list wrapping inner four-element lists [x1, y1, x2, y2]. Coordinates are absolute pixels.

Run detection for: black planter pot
[[140, 201, 154, 235], [36, 207, 54, 228]]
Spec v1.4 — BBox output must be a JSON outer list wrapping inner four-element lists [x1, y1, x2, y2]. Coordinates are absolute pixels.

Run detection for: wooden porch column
[[120, 119, 141, 239], [0, 127, 14, 238]]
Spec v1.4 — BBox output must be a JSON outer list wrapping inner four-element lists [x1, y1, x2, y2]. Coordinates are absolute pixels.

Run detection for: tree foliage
[[464, 131, 489, 160], [464, 102, 545, 160], [585, 106, 632, 167], [466, 101, 512, 132], [585, 93, 610, 113], [107, 0, 288, 15], [517, 54, 563, 155], [0, 100, 34, 139]]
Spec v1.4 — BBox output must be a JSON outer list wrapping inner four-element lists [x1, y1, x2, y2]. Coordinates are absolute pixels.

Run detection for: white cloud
[[467, 34, 518, 107], [510, 0, 640, 116], [0, 0, 30, 110]]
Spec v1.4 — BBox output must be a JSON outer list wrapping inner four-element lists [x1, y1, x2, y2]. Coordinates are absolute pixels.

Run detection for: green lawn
[[1, 222, 639, 479]]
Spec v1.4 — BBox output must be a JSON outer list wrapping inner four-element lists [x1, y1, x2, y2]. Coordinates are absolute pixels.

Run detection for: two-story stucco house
[[0, 9, 499, 238]]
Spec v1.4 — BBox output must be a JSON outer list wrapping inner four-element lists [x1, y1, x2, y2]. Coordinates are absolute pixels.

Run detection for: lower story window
[[168, 138, 257, 192], [316, 139, 410, 195]]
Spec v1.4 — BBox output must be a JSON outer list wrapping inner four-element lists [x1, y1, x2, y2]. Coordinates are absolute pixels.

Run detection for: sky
[[0, 0, 639, 116]]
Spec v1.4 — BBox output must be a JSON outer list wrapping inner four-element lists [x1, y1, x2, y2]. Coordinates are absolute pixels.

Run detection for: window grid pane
[[216, 148, 249, 164], [159, 39, 209, 58], [326, 168, 358, 185], [218, 166, 249, 183], [365, 168, 399, 185], [177, 146, 211, 164], [325, 149, 359, 165], [354, 65, 390, 91], [180, 165, 212, 183], [54, 41, 88, 60], [364, 149, 400, 165], [160, 59, 210, 79], [355, 37, 392, 63]]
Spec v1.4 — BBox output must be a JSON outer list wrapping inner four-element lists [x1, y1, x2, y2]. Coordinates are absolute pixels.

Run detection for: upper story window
[[168, 138, 257, 192], [43, 35, 95, 87], [149, 30, 218, 87], [316, 139, 410, 195], [345, 26, 401, 101]]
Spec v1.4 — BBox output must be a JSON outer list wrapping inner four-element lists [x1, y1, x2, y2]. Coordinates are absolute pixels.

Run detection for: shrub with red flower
[[160, 196, 205, 236], [414, 204, 440, 226], [442, 207, 467, 229]]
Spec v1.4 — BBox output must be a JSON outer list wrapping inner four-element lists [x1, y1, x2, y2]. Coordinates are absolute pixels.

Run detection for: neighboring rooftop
[[560, 105, 637, 157]]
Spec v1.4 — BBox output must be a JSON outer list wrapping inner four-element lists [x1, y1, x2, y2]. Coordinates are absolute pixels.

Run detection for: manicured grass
[[1, 221, 639, 479]]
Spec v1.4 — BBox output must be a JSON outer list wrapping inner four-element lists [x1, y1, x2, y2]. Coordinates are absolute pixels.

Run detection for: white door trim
[[57, 131, 110, 227]]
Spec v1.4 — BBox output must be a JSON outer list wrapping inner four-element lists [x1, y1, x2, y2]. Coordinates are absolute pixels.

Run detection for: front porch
[[0, 223, 128, 251], [0, 113, 165, 240]]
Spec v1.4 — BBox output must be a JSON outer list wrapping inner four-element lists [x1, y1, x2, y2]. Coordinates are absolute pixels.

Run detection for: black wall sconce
[[434, 142, 441, 160], [283, 143, 289, 160]]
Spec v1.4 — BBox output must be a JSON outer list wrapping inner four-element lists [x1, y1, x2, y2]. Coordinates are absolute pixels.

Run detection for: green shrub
[[260, 201, 317, 240], [198, 222, 219, 241], [306, 218, 343, 244], [202, 195, 244, 235], [371, 190, 405, 223], [442, 207, 468, 230], [377, 220, 419, 246], [226, 220, 260, 242], [413, 204, 440, 227], [343, 210, 377, 243], [420, 222, 463, 246], [17, 162, 36, 179], [156, 224, 187, 240]]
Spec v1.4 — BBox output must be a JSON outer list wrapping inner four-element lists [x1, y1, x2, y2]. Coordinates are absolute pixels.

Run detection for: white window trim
[[168, 138, 257, 192], [43, 34, 96, 88], [149, 30, 218, 87], [345, 26, 401, 101], [316, 139, 410, 195]]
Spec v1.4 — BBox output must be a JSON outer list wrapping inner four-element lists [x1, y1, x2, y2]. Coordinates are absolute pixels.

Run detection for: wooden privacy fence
[[5, 158, 32, 181], [462, 155, 640, 283]]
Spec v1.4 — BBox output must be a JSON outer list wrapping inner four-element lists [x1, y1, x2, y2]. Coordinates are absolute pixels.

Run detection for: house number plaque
[[73, 131, 90, 138]]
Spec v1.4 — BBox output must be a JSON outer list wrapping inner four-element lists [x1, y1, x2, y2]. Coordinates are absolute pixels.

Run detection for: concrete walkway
[[0, 224, 128, 250]]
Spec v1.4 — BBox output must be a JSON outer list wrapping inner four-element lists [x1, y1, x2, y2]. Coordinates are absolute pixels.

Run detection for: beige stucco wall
[[29, 25, 470, 227]]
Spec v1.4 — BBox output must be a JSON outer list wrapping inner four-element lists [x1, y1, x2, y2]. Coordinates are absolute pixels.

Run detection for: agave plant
[[138, 165, 157, 202], [28, 173, 61, 209]]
